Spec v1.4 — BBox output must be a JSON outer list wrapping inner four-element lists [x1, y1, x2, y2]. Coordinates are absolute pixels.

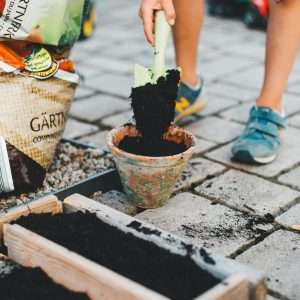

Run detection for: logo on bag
[[23, 46, 59, 80]]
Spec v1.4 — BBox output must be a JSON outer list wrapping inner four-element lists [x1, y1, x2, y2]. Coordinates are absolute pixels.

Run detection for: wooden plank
[[195, 275, 250, 300], [0, 195, 62, 240], [64, 194, 254, 300], [3, 224, 167, 300]]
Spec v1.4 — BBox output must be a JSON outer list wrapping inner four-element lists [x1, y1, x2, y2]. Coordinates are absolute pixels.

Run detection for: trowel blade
[[134, 64, 153, 88]]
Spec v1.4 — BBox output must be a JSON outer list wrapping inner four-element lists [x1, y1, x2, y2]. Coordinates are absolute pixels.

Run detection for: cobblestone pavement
[[66, 1, 300, 299]]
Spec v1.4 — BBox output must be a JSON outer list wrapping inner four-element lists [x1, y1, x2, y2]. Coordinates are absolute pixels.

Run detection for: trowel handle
[[153, 10, 171, 82]]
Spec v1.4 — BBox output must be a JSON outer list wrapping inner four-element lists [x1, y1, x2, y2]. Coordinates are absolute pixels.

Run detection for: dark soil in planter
[[15, 212, 220, 300], [118, 136, 187, 156], [0, 265, 89, 300]]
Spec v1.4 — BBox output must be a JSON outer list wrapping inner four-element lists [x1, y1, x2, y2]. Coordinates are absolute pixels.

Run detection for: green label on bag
[[25, 46, 53, 72], [23, 46, 59, 80]]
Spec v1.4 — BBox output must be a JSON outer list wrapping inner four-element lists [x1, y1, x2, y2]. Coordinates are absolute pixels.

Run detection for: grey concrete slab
[[225, 65, 300, 90], [101, 111, 133, 128], [289, 114, 300, 129], [195, 169, 300, 216], [186, 116, 243, 144], [207, 82, 258, 103], [275, 203, 300, 229], [206, 128, 300, 178], [237, 230, 300, 300], [278, 166, 300, 189], [74, 86, 96, 100], [137, 193, 273, 257], [63, 119, 99, 139], [92, 190, 137, 216], [200, 56, 256, 82], [84, 56, 134, 75], [198, 94, 239, 116], [85, 73, 132, 98], [70, 95, 130, 122], [193, 138, 217, 156], [175, 158, 226, 192], [78, 131, 110, 150]]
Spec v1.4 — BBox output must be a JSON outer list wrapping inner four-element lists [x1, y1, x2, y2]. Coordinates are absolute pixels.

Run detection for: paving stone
[[84, 56, 133, 75], [200, 56, 256, 82], [198, 94, 238, 116], [224, 65, 265, 90], [137, 193, 273, 256], [195, 169, 300, 216], [70, 95, 130, 122], [206, 127, 300, 177], [78, 131, 110, 150], [92, 190, 137, 215], [220, 102, 252, 123], [101, 111, 133, 128], [289, 114, 300, 128], [207, 82, 258, 103], [225, 65, 299, 90], [193, 138, 217, 156], [222, 41, 265, 61], [175, 158, 225, 192], [85, 73, 132, 98], [186, 116, 243, 144], [275, 203, 300, 229], [237, 230, 300, 300], [63, 119, 99, 139], [278, 166, 300, 189], [74, 86, 96, 100]]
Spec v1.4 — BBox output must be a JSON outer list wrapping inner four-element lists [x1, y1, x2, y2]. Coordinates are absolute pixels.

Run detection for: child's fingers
[[161, 0, 176, 26], [140, 6, 155, 44]]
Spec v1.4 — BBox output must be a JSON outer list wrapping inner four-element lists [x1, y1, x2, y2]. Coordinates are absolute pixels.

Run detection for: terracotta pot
[[107, 125, 196, 209]]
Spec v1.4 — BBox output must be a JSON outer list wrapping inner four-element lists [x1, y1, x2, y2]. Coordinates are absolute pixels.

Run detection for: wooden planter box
[[0, 195, 267, 300]]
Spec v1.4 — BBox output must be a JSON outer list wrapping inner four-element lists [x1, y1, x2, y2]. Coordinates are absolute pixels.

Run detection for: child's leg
[[172, 0, 204, 86], [232, 0, 300, 164], [257, 0, 300, 112]]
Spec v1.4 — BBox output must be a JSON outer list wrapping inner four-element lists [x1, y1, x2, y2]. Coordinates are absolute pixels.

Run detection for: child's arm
[[139, 0, 175, 45]]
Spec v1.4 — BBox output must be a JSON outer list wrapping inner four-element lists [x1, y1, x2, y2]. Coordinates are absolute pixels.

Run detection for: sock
[[183, 79, 201, 91]]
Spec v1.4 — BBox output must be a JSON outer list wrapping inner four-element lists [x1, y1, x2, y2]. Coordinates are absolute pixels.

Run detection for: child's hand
[[139, 0, 176, 45]]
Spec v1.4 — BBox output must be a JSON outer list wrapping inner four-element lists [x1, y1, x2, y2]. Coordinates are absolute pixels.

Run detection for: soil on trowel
[[118, 136, 187, 156], [131, 69, 180, 140], [15, 212, 220, 300], [0, 265, 90, 300]]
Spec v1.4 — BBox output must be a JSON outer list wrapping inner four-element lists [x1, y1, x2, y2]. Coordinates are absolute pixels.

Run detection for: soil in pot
[[125, 70, 185, 157], [0, 264, 90, 300], [118, 136, 187, 156], [15, 212, 220, 300]]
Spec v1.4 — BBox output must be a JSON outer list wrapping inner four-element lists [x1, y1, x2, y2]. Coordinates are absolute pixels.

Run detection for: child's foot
[[174, 78, 207, 123], [232, 106, 287, 164]]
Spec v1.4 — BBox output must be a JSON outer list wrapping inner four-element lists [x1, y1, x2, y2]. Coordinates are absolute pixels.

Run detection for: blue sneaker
[[175, 78, 207, 122], [232, 106, 287, 164]]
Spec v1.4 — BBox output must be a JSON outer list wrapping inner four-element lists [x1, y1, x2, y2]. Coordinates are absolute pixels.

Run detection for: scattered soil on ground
[[0, 265, 89, 300], [119, 136, 187, 156], [16, 212, 220, 300]]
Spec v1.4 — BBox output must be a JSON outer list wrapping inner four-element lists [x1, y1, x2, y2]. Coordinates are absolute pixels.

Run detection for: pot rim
[[107, 125, 196, 162]]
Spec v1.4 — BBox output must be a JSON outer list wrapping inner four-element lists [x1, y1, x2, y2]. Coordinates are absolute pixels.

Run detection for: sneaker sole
[[233, 150, 277, 165], [174, 95, 207, 123]]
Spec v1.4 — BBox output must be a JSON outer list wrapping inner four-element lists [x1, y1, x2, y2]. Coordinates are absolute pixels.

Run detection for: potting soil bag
[[0, 41, 79, 194], [0, 0, 85, 47]]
